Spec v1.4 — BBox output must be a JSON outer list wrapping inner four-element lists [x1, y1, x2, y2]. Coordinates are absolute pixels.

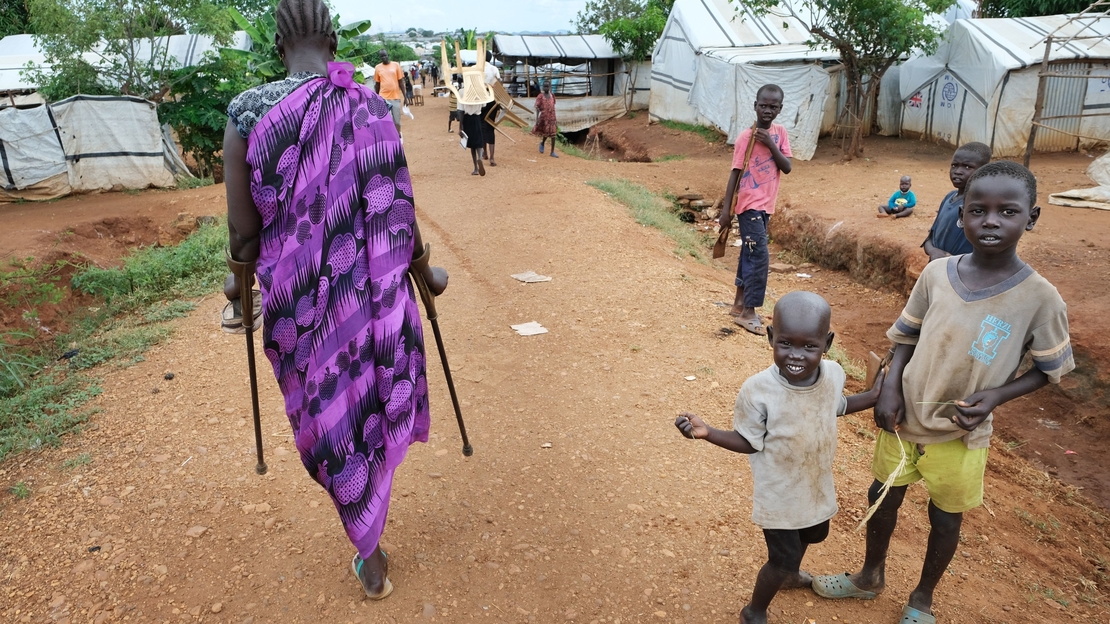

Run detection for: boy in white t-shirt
[[675, 291, 882, 624]]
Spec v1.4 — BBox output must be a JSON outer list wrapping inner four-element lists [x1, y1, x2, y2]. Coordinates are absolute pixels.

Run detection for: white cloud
[[330, 0, 589, 34]]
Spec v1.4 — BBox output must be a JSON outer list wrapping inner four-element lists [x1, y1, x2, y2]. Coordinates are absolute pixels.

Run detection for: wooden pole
[[1024, 36, 1054, 168]]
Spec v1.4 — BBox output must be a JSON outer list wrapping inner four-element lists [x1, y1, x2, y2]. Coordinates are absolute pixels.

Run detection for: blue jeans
[[735, 210, 769, 308]]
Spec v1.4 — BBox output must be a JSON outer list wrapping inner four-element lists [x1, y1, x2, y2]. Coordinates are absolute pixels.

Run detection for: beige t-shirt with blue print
[[887, 257, 1074, 449]]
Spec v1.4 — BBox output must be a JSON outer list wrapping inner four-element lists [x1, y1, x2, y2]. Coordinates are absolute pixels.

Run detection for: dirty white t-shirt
[[734, 361, 847, 530]]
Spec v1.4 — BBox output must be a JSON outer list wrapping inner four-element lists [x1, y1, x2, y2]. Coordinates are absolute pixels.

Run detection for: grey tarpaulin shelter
[[492, 34, 650, 132], [1, 95, 189, 201]]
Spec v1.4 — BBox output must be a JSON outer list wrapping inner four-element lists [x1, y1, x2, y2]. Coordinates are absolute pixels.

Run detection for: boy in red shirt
[[719, 85, 793, 336]]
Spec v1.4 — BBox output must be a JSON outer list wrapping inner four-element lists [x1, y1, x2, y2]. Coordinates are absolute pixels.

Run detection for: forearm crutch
[[408, 243, 473, 456], [226, 250, 268, 475]]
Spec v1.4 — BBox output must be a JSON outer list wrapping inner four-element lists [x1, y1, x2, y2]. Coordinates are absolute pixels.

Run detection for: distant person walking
[[430, 63, 439, 86], [373, 48, 405, 134], [481, 50, 501, 167], [532, 81, 558, 158]]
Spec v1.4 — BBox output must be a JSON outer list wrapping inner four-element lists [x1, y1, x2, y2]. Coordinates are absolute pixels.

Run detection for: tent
[[0, 32, 251, 93], [649, 0, 838, 159], [899, 15, 1110, 157], [1, 95, 187, 201], [492, 34, 650, 132]]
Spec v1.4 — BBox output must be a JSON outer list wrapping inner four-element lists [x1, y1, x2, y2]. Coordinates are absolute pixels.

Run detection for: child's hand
[[873, 374, 904, 433], [952, 390, 1002, 431], [675, 412, 709, 440], [753, 128, 774, 148]]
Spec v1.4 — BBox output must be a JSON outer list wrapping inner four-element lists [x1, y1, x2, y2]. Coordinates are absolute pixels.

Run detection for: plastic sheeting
[[688, 55, 829, 159], [0, 103, 66, 189], [901, 17, 1110, 108], [516, 95, 629, 133], [649, 0, 837, 161], [1, 95, 179, 201], [1049, 150, 1110, 210], [0, 32, 251, 91], [900, 17, 1110, 156], [493, 35, 620, 60]]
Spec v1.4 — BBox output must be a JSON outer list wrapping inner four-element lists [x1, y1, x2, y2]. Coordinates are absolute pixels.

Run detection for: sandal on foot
[[539, 142, 545, 154], [732, 316, 766, 336], [351, 552, 393, 600], [811, 573, 878, 600], [221, 291, 262, 334], [478, 160, 486, 176], [899, 605, 936, 624]]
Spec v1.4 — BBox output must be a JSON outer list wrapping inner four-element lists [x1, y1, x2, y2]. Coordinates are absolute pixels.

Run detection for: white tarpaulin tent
[[0, 32, 251, 92], [1, 95, 182, 201], [899, 15, 1110, 157], [649, 0, 837, 160]]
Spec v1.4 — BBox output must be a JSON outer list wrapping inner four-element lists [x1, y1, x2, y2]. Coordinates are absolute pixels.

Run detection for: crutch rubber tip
[[256, 463, 268, 475], [462, 444, 474, 457]]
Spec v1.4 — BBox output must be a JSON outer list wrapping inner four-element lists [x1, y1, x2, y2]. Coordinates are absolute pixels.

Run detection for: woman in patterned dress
[[222, 0, 447, 600]]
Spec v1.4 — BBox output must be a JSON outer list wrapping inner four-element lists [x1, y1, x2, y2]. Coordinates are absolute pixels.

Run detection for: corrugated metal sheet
[[493, 35, 620, 60], [1035, 61, 1088, 152]]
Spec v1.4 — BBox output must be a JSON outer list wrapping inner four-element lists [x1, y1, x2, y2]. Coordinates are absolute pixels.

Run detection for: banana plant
[[224, 7, 375, 83]]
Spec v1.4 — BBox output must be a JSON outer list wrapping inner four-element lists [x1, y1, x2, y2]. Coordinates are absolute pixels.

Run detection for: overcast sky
[[330, 0, 590, 34]]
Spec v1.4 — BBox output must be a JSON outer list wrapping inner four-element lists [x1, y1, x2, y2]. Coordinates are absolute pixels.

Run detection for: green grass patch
[[659, 119, 724, 143], [0, 219, 228, 463], [828, 344, 866, 382], [177, 176, 215, 190], [556, 133, 596, 160], [9, 481, 30, 499], [586, 179, 709, 262], [61, 452, 92, 470], [654, 154, 687, 163], [71, 219, 227, 307]]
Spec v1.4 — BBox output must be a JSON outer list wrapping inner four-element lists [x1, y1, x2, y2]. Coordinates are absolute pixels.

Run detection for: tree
[[599, 0, 669, 107], [1, 0, 32, 39], [158, 51, 258, 178], [26, 0, 233, 101], [740, 0, 953, 158], [979, 0, 1089, 17], [227, 8, 377, 82], [212, 0, 274, 22], [574, 0, 648, 34]]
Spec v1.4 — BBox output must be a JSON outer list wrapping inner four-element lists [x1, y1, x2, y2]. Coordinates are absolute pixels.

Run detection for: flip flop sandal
[[351, 552, 393, 600], [539, 142, 544, 154], [899, 605, 936, 624], [732, 316, 767, 336], [810, 573, 878, 600], [478, 160, 486, 177], [220, 291, 262, 334]]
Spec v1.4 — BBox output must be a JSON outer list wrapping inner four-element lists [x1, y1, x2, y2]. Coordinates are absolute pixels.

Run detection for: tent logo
[[942, 81, 958, 102], [909, 92, 923, 108]]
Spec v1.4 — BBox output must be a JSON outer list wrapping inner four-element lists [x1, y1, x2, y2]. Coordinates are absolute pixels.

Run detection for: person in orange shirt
[[373, 48, 405, 133]]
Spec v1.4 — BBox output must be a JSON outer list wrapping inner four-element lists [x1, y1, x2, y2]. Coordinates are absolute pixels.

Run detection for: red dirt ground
[[1, 100, 1109, 624]]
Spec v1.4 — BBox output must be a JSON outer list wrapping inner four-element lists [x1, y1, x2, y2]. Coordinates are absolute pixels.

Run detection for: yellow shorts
[[871, 430, 988, 513]]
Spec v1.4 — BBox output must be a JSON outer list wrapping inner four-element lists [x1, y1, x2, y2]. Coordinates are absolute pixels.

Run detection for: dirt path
[[3, 99, 1110, 624]]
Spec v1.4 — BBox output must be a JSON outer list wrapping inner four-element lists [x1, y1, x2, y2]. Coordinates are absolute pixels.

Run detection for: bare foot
[[354, 547, 390, 597], [846, 571, 885, 595], [739, 605, 767, 624]]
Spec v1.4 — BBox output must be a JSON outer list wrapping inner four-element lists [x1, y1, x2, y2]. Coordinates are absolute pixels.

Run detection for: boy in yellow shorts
[[811, 161, 1074, 624]]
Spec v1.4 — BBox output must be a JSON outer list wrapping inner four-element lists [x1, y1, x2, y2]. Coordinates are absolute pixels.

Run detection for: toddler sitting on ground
[[879, 175, 916, 218]]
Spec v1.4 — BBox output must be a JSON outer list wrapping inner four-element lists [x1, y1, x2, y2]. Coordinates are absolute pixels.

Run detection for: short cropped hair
[[276, 0, 334, 41], [756, 84, 784, 101], [965, 160, 1037, 209], [955, 142, 992, 166]]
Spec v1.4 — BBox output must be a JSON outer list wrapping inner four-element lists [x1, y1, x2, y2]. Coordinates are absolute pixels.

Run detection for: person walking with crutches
[[222, 0, 450, 600]]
